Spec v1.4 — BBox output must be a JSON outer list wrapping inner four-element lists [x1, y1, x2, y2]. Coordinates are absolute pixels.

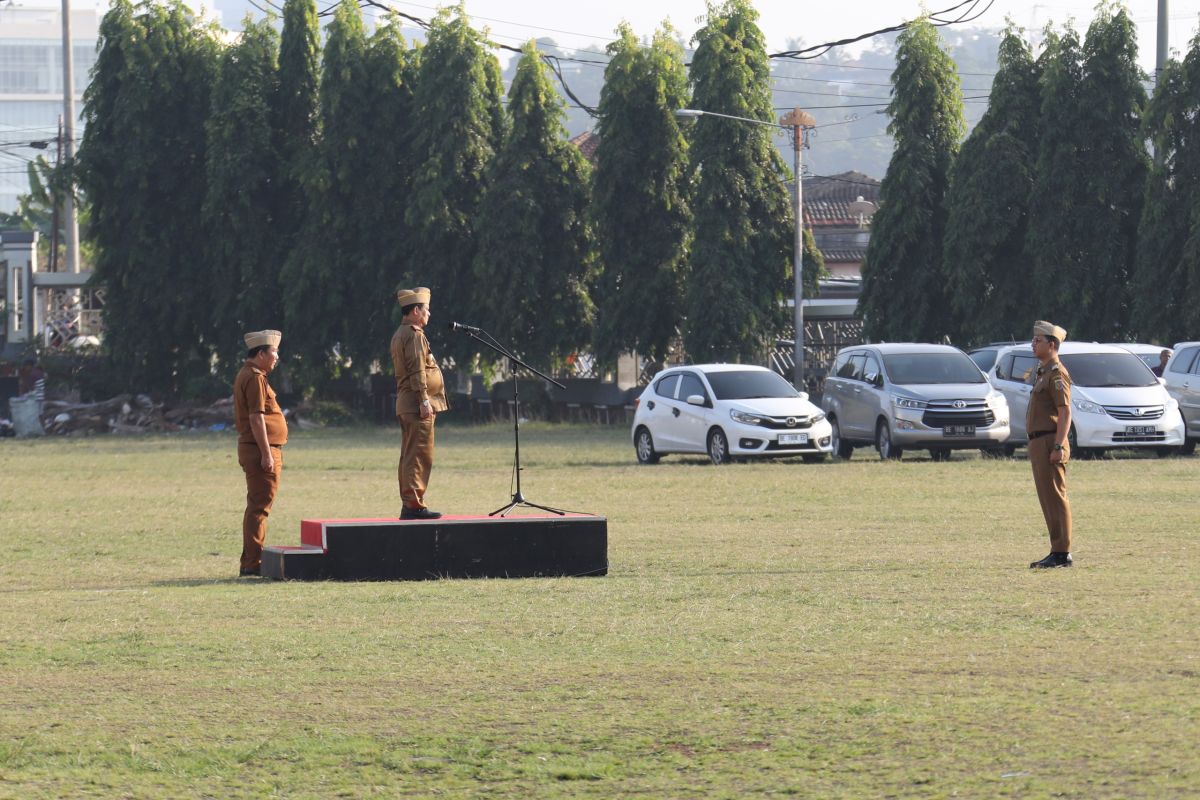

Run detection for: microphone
[[448, 321, 481, 334]]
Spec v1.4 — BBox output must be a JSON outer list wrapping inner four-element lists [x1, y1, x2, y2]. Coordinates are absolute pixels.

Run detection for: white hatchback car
[[631, 364, 833, 465], [985, 341, 1185, 456]]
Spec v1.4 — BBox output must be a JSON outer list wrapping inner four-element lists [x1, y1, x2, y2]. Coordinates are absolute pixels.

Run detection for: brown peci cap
[[1032, 320, 1067, 342], [244, 329, 282, 349], [396, 286, 431, 307]]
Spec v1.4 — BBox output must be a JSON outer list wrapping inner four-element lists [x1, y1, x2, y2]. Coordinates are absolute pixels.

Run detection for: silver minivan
[[822, 343, 1011, 460], [1162, 341, 1200, 455]]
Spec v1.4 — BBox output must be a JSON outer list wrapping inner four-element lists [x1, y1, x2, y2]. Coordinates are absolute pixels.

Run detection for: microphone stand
[[450, 325, 569, 517]]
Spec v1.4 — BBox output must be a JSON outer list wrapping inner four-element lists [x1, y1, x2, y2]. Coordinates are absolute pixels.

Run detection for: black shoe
[[1029, 552, 1072, 569], [239, 567, 260, 577], [400, 507, 442, 520]]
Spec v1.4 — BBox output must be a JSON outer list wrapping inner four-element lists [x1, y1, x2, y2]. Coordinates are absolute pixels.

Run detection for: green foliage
[[591, 23, 691, 365], [203, 16, 281, 371], [355, 18, 421, 369], [859, 17, 965, 343], [471, 42, 596, 370], [77, 0, 219, 396], [0, 156, 94, 270], [274, 0, 320, 233], [406, 4, 508, 368], [942, 23, 1040, 344], [1029, 6, 1147, 340], [280, 0, 370, 382], [685, 0, 793, 362], [1131, 56, 1191, 343]]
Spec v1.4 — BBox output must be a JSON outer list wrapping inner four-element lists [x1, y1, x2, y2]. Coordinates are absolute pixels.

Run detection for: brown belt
[[1029, 430, 1055, 440]]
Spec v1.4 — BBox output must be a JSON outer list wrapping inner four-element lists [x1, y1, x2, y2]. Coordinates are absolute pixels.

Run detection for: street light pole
[[675, 106, 814, 391]]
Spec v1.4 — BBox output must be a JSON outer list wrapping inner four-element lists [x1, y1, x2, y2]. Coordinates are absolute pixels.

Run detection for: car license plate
[[1125, 425, 1157, 436], [943, 424, 976, 437], [778, 433, 808, 445]]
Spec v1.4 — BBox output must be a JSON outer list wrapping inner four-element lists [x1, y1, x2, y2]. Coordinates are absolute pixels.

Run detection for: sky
[[387, 0, 1200, 71]]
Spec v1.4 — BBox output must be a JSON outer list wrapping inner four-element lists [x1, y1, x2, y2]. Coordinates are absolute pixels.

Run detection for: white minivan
[[984, 341, 1185, 456]]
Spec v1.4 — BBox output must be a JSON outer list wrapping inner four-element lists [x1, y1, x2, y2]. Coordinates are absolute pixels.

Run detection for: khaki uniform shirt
[[234, 363, 289, 446], [391, 323, 449, 416], [1026, 358, 1072, 435]]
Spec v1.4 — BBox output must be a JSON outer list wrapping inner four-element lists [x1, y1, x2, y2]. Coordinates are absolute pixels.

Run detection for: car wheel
[[1181, 438, 1197, 456], [707, 427, 732, 465], [802, 453, 828, 464], [634, 427, 660, 464], [929, 447, 951, 462], [876, 420, 903, 460], [830, 416, 854, 459], [1068, 425, 1098, 460]]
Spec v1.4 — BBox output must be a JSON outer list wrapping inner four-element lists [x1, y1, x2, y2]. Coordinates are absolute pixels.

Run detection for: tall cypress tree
[[1030, 7, 1147, 340], [1169, 37, 1200, 339], [78, 0, 218, 395], [1131, 56, 1190, 343], [280, 0, 370, 380], [406, 4, 507, 367], [471, 42, 596, 370], [353, 17, 421, 369], [1026, 27, 1089, 336], [1075, 4, 1148, 338], [274, 0, 319, 236], [942, 23, 1040, 344], [591, 23, 691, 366], [859, 16, 965, 343], [685, 0, 793, 362], [203, 16, 281, 370]]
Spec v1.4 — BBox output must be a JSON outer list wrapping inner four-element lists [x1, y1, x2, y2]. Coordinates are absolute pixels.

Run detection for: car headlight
[[730, 409, 766, 426], [811, 411, 826, 423], [892, 396, 927, 410], [986, 392, 1008, 410], [1073, 397, 1106, 415]]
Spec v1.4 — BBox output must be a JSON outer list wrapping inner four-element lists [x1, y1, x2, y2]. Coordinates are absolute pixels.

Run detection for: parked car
[[631, 364, 833, 465], [967, 341, 1022, 374], [1161, 341, 1200, 455], [821, 343, 1010, 461], [984, 341, 1185, 457], [1112, 343, 1172, 373]]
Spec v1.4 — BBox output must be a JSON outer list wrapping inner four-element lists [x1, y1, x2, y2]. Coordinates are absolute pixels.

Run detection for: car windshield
[[882, 353, 985, 385], [1060, 353, 1156, 387], [969, 350, 998, 371], [704, 370, 799, 400]]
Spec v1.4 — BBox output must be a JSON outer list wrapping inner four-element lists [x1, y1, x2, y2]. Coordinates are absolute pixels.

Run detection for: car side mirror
[[686, 394, 706, 406], [1158, 376, 1167, 386], [865, 372, 882, 388]]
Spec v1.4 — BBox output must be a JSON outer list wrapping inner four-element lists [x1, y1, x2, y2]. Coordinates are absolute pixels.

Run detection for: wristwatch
[[1053, 443, 1064, 451]]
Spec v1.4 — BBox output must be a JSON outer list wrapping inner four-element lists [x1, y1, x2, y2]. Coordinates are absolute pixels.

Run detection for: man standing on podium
[[391, 287, 449, 520]]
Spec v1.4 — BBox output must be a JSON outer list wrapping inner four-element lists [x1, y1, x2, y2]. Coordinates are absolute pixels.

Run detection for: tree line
[[75, 0, 825, 397], [861, 2, 1200, 347]]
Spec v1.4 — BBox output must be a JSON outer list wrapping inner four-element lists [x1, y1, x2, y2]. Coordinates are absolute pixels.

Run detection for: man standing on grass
[[1027, 321, 1073, 569], [234, 330, 287, 576], [391, 287, 448, 520]]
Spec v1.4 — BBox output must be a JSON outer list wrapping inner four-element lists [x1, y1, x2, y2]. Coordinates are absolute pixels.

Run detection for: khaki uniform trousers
[[238, 443, 282, 570], [399, 412, 435, 510], [1028, 436, 1071, 552]]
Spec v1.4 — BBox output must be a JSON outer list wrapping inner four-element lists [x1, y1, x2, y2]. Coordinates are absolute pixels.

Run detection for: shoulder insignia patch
[[1050, 363, 1060, 371], [1054, 380, 1064, 391]]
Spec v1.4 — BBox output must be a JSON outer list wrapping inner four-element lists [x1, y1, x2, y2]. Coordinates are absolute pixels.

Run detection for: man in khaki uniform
[[391, 287, 449, 519], [1026, 320, 1073, 568], [233, 330, 288, 576]]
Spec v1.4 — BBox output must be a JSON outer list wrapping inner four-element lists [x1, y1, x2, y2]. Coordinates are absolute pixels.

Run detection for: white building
[[0, 0, 101, 214]]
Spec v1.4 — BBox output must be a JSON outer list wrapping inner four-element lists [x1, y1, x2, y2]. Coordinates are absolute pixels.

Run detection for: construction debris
[[36, 394, 241, 436]]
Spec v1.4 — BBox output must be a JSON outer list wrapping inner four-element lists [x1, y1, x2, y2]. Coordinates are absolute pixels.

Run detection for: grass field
[[1, 423, 1197, 798]]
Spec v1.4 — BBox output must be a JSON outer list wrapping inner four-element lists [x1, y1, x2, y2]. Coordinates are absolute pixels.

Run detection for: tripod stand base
[[490, 493, 568, 517]]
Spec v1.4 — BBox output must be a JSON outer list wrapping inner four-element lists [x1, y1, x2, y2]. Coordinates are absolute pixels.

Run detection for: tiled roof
[[569, 131, 599, 165], [800, 171, 881, 227], [819, 249, 868, 262]]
